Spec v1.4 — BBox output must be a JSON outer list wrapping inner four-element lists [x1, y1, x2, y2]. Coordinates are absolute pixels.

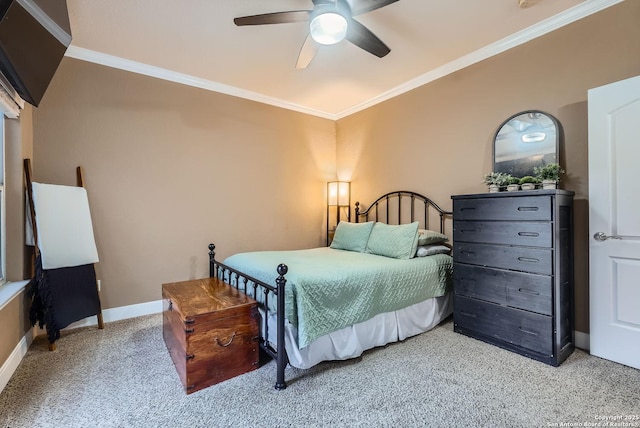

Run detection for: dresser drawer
[[454, 196, 551, 221], [454, 220, 552, 247], [454, 242, 552, 275], [454, 295, 552, 355], [453, 263, 552, 315]]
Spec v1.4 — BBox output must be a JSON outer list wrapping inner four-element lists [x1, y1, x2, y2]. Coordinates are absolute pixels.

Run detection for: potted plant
[[506, 176, 520, 191], [483, 172, 510, 193], [534, 163, 565, 190], [519, 175, 539, 191]]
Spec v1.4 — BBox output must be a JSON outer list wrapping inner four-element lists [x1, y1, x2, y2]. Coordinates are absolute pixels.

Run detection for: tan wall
[[31, 58, 336, 309], [0, 106, 34, 367], [4, 3, 637, 372], [337, 1, 640, 333], [0, 293, 31, 365]]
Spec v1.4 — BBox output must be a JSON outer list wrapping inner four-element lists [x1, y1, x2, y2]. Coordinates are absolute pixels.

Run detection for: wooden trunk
[[162, 277, 259, 394]]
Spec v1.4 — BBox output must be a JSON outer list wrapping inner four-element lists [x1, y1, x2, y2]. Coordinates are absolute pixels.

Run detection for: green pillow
[[418, 229, 448, 246], [330, 221, 375, 252], [366, 222, 420, 260]]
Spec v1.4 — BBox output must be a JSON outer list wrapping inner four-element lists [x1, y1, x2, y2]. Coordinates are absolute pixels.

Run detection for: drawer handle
[[518, 288, 540, 296], [518, 257, 540, 263], [519, 327, 539, 336], [517, 206, 539, 212], [460, 207, 476, 211], [518, 232, 540, 237], [460, 229, 477, 234], [460, 311, 477, 318], [215, 332, 237, 347]]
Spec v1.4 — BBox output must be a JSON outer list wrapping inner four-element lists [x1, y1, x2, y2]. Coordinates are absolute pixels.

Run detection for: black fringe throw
[[27, 256, 102, 344]]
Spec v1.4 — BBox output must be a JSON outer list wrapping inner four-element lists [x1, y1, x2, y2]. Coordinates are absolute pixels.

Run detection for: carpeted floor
[[1, 314, 638, 428]]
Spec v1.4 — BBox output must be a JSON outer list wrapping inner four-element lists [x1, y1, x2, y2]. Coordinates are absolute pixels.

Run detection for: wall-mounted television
[[0, 0, 71, 107]]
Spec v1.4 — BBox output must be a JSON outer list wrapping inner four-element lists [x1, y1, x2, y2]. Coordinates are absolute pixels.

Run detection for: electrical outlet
[[97, 279, 101, 292]]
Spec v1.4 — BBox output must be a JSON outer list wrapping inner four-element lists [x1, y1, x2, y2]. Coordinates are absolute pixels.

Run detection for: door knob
[[593, 232, 622, 242]]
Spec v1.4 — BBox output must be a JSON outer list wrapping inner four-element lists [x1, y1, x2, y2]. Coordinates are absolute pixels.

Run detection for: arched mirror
[[493, 110, 560, 177]]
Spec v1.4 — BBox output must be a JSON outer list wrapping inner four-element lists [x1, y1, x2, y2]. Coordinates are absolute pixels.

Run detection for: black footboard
[[208, 244, 289, 390]]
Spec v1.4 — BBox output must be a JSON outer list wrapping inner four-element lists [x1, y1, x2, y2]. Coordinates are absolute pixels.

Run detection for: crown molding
[[64, 46, 337, 120], [66, 0, 622, 121], [334, 0, 624, 119]]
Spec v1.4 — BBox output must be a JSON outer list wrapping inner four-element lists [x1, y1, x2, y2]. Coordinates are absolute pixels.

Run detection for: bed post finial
[[354, 202, 360, 223], [275, 263, 288, 390], [277, 263, 288, 276], [208, 244, 216, 277]]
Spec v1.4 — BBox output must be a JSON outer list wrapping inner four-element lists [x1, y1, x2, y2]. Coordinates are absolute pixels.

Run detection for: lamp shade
[[310, 12, 348, 45], [328, 181, 350, 206]]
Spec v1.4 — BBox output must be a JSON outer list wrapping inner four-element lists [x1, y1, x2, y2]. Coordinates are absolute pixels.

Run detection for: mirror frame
[[493, 110, 560, 178]]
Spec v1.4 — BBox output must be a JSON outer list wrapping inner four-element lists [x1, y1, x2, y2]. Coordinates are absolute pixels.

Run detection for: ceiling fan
[[234, 0, 399, 69]]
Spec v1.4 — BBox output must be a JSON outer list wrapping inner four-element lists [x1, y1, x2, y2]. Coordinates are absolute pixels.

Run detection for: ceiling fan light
[[310, 12, 348, 45]]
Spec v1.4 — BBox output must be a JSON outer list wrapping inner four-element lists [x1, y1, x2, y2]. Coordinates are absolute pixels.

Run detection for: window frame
[[0, 116, 5, 285]]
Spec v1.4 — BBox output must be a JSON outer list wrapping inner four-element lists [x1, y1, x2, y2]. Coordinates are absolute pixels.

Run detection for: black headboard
[[354, 191, 452, 234]]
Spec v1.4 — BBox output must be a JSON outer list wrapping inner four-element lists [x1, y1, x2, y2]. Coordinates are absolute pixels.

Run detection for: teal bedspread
[[223, 247, 452, 348]]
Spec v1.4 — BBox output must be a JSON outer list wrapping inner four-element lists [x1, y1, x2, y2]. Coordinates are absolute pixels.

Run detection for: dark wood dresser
[[162, 277, 259, 394], [451, 190, 574, 366]]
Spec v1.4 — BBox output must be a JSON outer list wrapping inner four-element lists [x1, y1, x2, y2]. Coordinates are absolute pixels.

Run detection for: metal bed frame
[[355, 190, 452, 232], [209, 190, 452, 390], [209, 245, 288, 390]]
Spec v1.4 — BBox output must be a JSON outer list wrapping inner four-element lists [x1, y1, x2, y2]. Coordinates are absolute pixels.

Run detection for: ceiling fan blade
[[234, 10, 311, 26], [345, 18, 390, 58], [296, 34, 319, 69], [350, 0, 399, 16]]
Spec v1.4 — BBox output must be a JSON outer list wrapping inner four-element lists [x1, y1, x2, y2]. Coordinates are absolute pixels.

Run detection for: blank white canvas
[[32, 182, 99, 270]]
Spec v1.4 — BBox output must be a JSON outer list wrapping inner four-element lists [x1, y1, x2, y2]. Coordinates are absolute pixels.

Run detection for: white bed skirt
[[265, 293, 453, 369]]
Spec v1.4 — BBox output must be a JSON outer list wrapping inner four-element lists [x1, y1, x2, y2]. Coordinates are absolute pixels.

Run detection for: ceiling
[[64, 0, 620, 120]]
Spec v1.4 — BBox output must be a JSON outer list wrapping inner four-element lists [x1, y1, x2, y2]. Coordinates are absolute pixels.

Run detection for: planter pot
[[489, 184, 500, 193], [507, 184, 520, 191], [521, 183, 536, 190], [542, 180, 557, 190]]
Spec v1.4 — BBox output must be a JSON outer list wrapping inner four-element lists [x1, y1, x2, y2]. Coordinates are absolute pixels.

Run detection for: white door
[[588, 75, 640, 370]]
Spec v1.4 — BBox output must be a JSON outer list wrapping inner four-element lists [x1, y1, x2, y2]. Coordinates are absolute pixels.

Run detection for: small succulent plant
[[519, 176, 539, 185], [534, 163, 565, 182], [483, 172, 511, 187]]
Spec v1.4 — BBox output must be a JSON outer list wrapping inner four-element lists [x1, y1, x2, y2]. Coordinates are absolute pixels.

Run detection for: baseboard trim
[[0, 332, 33, 393], [575, 331, 590, 352], [4, 299, 163, 394], [61, 299, 163, 330]]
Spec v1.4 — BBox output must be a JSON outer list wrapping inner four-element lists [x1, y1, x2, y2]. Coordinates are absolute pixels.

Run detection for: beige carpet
[[1, 314, 638, 427]]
